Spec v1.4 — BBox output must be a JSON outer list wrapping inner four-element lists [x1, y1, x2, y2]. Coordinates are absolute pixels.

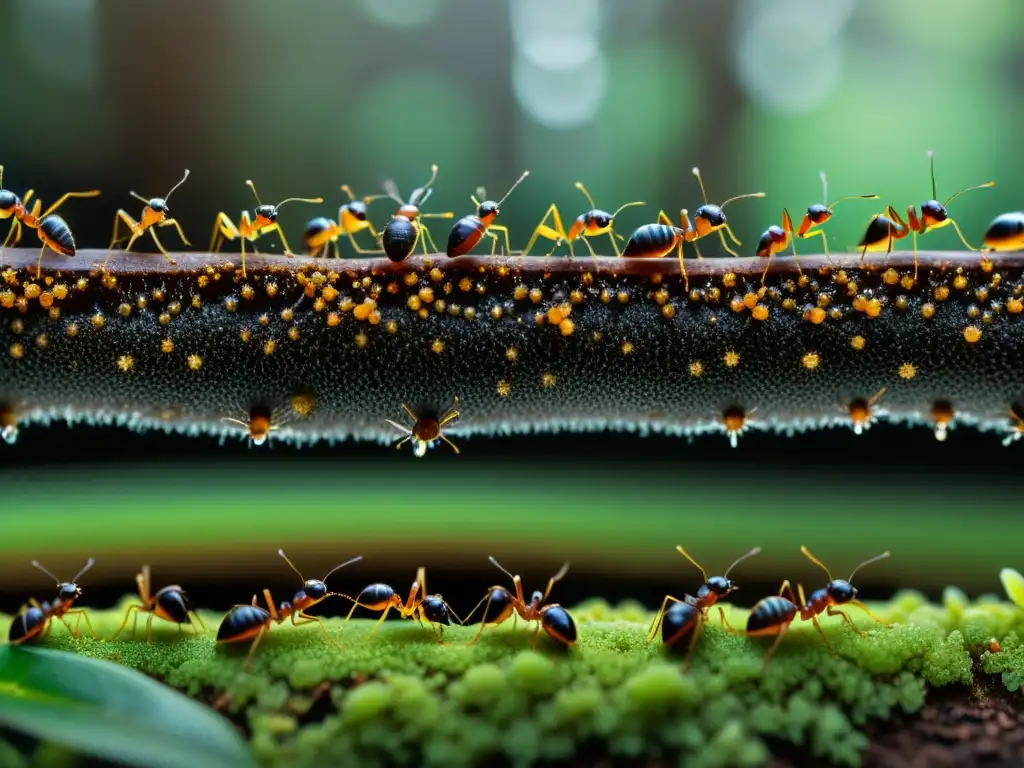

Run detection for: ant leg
[[209, 213, 238, 252], [802, 229, 831, 266], [109, 210, 140, 253], [368, 605, 393, 636], [65, 609, 96, 639], [777, 579, 797, 604], [762, 624, 789, 664], [36, 244, 47, 278], [840, 600, 890, 626], [40, 190, 101, 219], [825, 606, 867, 637], [147, 229, 177, 265], [531, 622, 543, 650], [647, 595, 686, 643], [521, 205, 566, 258], [718, 228, 739, 257], [717, 606, 740, 634], [809, 614, 836, 652], [272, 223, 294, 257], [681, 615, 705, 672], [146, 611, 155, 643], [2, 218, 19, 249], [485, 230, 500, 257], [191, 610, 208, 634], [344, 230, 383, 255], [243, 625, 269, 670], [293, 611, 340, 648], [607, 230, 621, 258], [489, 225, 512, 257], [949, 218, 979, 252], [157, 216, 191, 248], [581, 235, 599, 265], [467, 588, 505, 647]]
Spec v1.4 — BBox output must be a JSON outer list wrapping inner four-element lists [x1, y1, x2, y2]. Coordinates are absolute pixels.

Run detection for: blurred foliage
[[2, 593, 1022, 766]]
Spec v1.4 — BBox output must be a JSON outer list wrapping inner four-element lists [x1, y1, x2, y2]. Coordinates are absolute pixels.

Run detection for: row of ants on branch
[[2, 152, 1022, 287], [8, 544, 891, 670]]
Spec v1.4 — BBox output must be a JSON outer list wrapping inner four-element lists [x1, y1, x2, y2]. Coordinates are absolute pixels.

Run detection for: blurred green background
[[0, 0, 1022, 612]]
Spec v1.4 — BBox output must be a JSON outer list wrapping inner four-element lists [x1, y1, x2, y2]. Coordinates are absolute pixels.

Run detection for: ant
[[465, 557, 576, 648], [302, 183, 389, 259], [377, 164, 455, 262], [210, 180, 322, 277], [8, 558, 97, 645], [345, 566, 462, 641], [657, 167, 764, 259], [520, 181, 645, 258], [983, 212, 1024, 252], [108, 169, 191, 266], [112, 565, 206, 641], [903, 151, 994, 277], [647, 545, 761, 667], [1002, 402, 1024, 447], [622, 223, 691, 289], [718, 579, 801, 664], [445, 171, 530, 258], [857, 206, 909, 261], [216, 549, 362, 668], [757, 171, 877, 283], [221, 404, 284, 447], [846, 387, 887, 436], [0, 165, 101, 276], [722, 406, 757, 448], [386, 397, 460, 457], [931, 400, 954, 442]]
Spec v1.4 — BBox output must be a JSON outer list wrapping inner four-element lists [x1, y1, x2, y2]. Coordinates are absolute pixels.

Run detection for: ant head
[[590, 210, 613, 229], [695, 204, 726, 230], [806, 203, 831, 224], [477, 200, 499, 219], [58, 582, 82, 600], [347, 200, 369, 220], [530, 589, 544, 606], [826, 579, 856, 603], [303, 579, 328, 601], [921, 199, 947, 223], [254, 204, 278, 224], [705, 575, 735, 596], [398, 203, 420, 221], [148, 198, 169, 214], [0, 189, 21, 213]]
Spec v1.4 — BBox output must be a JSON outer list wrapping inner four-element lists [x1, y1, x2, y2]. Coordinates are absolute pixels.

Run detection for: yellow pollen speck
[[899, 362, 916, 380], [559, 319, 575, 336], [66, 323, 78, 338], [723, 351, 740, 368], [661, 303, 676, 319], [921, 302, 936, 319], [934, 285, 950, 301], [882, 268, 899, 285], [9, 344, 23, 360], [801, 352, 821, 370], [288, 326, 301, 342], [496, 379, 510, 398], [187, 354, 203, 371], [1008, 298, 1023, 315], [291, 393, 316, 416], [354, 332, 368, 349], [850, 335, 866, 351], [953, 274, 968, 290], [542, 372, 557, 388], [117, 355, 134, 372], [621, 341, 634, 355], [239, 329, 251, 343], [752, 304, 769, 321], [688, 360, 704, 377], [91, 313, 105, 329], [161, 338, 174, 353], [506, 346, 518, 362], [804, 306, 826, 325], [431, 339, 445, 354], [263, 340, 277, 356], [529, 288, 543, 304], [963, 325, 982, 343], [385, 319, 398, 334]]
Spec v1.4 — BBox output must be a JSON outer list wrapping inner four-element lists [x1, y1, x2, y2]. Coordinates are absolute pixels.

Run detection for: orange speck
[[91, 313, 105, 329], [850, 335, 866, 351], [953, 274, 968, 290], [751, 304, 769, 321], [354, 332, 368, 349], [529, 288, 543, 304], [1008, 298, 1023, 315], [934, 285, 950, 301], [729, 296, 745, 313], [723, 351, 740, 368], [291, 393, 316, 416], [963, 325, 982, 343], [722, 272, 737, 288], [541, 372, 557, 388], [559, 319, 575, 336], [117, 355, 134, 372], [801, 352, 820, 370], [161, 338, 174, 353], [920, 302, 936, 319], [263, 340, 277, 356], [898, 362, 916, 380], [431, 339, 445, 354], [865, 298, 882, 318], [9, 344, 23, 360], [688, 361, 704, 377], [506, 346, 518, 362], [804, 306, 826, 325], [187, 354, 203, 370]]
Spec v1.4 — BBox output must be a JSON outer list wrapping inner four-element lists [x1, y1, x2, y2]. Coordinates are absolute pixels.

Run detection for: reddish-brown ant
[[465, 557, 576, 648], [386, 397, 460, 457], [446, 171, 530, 257]]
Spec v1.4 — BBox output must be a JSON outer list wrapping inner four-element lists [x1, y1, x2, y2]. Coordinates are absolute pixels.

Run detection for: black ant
[[378, 164, 454, 262], [8, 558, 96, 645], [345, 566, 461, 642], [446, 171, 530, 258], [302, 183, 388, 258], [465, 557, 576, 648], [112, 565, 206, 641]]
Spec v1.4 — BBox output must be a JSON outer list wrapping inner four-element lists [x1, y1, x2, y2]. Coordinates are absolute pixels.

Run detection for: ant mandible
[[112, 565, 207, 641], [108, 169, 191, 266], [215, 550, 362, 668], [521, 181, 644, 259], [445, 171, 530, 258], [8, 558, 97, 645], [378, 164, 455, 262], [345, 566, 462, 642], [465, 557, 576, 648], [210, 180, 322, 277], [386, 397, 461, 457], [647, 545, 761, 667]]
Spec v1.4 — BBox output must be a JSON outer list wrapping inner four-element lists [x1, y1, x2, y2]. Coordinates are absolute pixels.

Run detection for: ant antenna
[[868, 387, 888, 406], [0, 165, 4, 188], [611, 200, 646, 218], [721, 191, 766, 209], [421, 164, 439, 192], [31, 560, 61, 583], [848, 551, 890, 583], [723, 546, 762, 578], [246, 180, 263, 205], [928, 150, 937, 201], [71, 557, 96, 583], [675, 545, 708, 582], [575, 182, 597, 210], [322, 555, 363, 582], [380, 180, 404, 205], [799, 545, 833, 582], [31, 557, 94, 584], [550, 562, 570, 583], [829, 193, 879, 210], [276, 195, 323, 208], [165, 169, 190, 201], [944, 181, 995, 207], [488, 555, 516, 583], [495, 171, 530, 207], [692, 167, 708, 204], [819, 170, 829, 207], [340, 185, 357, 202], [278, 549, 305, 581]]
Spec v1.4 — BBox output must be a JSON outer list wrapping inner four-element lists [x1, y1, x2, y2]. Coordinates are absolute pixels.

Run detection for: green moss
[[2, 593, 1023, 767]]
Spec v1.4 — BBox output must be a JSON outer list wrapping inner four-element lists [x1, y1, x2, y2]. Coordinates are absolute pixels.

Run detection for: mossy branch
[[3, 592, 1024, 767]]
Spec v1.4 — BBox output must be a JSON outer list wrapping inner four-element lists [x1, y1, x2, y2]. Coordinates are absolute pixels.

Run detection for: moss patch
[[3, 592, 1023, 767]]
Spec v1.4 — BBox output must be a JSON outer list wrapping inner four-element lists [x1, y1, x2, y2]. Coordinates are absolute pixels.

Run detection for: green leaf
[[0, 646, 254, 768]]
